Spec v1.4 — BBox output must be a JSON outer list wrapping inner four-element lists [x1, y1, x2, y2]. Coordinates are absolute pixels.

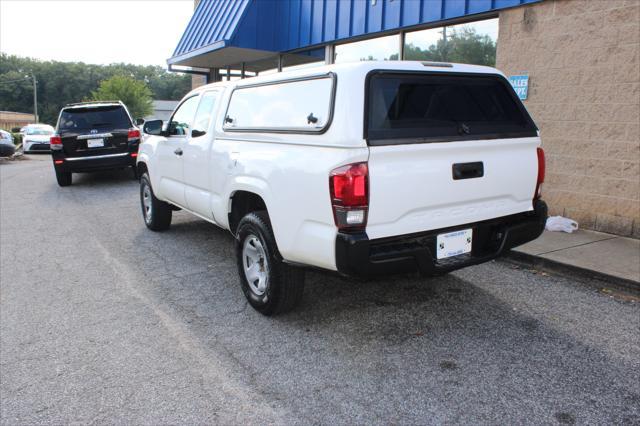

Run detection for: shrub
[[11, 132, 22, 145]]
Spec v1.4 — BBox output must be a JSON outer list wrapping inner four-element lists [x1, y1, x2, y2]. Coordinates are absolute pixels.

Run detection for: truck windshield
[[58, 106, 131, 131], [366, 72, 537, 144]]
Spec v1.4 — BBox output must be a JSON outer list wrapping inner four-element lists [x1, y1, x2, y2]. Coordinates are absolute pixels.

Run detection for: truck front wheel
[[236, 211, 305, 315], [140, 173, 172, 231]]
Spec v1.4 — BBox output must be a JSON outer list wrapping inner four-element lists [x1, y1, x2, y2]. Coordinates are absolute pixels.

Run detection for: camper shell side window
[[222, 73, 337, 134]]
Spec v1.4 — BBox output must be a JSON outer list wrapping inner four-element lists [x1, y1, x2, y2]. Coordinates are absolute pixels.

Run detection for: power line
[[0, 78, 32, 85]]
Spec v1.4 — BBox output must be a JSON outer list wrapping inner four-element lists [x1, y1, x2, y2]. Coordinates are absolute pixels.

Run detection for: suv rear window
[[366, 72, 537, 144], [58, 105, 131, 131]]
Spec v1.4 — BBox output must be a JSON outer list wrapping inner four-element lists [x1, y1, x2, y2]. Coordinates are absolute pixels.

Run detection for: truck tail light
[[50, 135, 62, 151], [535, 147, 545, 199], [128, 128, 141, 141], [330, 162, 368, 231]]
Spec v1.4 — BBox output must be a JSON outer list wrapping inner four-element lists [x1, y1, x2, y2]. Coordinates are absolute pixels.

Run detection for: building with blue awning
[[169, 0, 538, 78], [169, 0, 640, 238]]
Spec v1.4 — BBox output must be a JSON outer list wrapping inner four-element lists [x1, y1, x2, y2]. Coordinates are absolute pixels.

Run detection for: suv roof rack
[[65, 100, 122, 107]]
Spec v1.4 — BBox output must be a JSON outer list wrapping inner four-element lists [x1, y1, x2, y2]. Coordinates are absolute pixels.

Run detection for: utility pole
[[32, 75, 38, 123], [441, 26, 448, 62]]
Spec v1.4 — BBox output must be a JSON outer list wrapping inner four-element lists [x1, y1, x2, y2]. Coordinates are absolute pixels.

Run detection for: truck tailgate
[[366, 137, 539, 239]]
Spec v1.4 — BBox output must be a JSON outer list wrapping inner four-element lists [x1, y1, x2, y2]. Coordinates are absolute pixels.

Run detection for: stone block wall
[[497, 0, 640, 237]]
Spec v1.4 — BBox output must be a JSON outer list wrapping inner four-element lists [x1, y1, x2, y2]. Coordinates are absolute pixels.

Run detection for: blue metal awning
[[169, 0, 541, 70]]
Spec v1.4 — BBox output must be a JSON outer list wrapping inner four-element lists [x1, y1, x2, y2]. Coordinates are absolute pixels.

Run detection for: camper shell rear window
[[365, 71, 538, 145]]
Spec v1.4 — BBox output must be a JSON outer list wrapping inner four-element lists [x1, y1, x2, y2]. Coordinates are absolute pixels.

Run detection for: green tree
[[390, 27, 496, 66], [0, 54, 191, 125], [90, 75, 153, 119]]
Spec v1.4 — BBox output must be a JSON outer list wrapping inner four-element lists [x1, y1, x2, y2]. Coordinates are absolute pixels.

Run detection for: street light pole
[[32, 75, 38, 123]]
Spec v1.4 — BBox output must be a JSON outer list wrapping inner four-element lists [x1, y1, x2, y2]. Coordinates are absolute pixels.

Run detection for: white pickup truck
[[137, 61, 547, 315]]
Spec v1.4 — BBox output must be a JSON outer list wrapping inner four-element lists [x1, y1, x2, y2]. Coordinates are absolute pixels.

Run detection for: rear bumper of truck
[[335, 200, 548, 277]]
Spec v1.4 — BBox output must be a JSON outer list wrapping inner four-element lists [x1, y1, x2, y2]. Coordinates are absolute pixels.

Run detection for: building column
[[325, 45, 335, 64]]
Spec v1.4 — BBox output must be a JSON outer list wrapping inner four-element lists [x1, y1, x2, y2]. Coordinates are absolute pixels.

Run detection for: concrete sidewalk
[[509, 229, 640, 288]]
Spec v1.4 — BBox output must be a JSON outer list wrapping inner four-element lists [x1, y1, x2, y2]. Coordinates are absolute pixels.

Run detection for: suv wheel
[[55, 170, 72, 187], [140, 173, 172, 231], [236, 211, 305, 315]]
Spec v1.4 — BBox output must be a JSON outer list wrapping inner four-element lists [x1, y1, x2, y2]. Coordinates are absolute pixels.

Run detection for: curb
[[504, 249, 640, 293]]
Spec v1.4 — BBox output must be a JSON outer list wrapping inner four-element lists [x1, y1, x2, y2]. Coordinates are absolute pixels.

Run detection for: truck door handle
[[452, 162, 484, 180], [174, 148, 183, 156]]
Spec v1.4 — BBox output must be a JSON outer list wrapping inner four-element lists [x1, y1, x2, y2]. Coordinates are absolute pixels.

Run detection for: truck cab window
[[169, 95, 200, 136], [192, 92, 218, 137]]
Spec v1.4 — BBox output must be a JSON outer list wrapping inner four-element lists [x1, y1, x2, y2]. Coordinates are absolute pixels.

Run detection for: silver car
[[0, 130, 16, 157]]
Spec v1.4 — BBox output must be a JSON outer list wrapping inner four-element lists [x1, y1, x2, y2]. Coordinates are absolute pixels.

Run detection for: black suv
[[50, 101, 142, 186]]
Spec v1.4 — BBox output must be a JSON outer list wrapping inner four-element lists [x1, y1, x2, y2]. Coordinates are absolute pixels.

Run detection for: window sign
[[508, 75, 529, 100]]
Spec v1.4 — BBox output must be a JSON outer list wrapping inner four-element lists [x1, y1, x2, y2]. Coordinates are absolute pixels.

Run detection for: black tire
[[236, 211, 305, 316], [140, 173, 172, 231], [55, 170, 72, 186]]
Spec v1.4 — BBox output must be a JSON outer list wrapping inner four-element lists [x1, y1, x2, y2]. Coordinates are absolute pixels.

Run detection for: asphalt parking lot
[[1, 155, 639, 425]]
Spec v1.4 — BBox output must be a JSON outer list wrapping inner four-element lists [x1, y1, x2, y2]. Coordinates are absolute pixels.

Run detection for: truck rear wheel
[[236, 211, 305, 315], [140, 173, 172, 231]]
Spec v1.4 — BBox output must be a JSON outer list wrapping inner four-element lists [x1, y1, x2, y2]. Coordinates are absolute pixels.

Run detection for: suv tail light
[[535, 147, 545, 199], [50, 135, 62, 151], [330, 162, 368, 231], [128, 128, 141, 141]]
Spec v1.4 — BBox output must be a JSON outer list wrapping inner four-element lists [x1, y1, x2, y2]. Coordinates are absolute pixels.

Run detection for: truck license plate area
[[436, 229, 472, 259]]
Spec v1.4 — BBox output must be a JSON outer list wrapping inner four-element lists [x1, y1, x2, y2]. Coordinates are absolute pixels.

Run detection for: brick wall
[[496, 0, 640, 237], [0, 111, 35, 130]]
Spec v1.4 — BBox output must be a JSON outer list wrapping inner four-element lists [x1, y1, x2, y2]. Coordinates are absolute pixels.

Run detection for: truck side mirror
[[143, 119, 163, 135]]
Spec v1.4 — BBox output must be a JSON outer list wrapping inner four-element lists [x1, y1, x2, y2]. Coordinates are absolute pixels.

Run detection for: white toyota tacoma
[[137, 61, 547, 315]]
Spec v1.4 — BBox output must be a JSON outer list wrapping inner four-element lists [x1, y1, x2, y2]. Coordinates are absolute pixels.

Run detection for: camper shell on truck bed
[[137, 61, 547, 315]]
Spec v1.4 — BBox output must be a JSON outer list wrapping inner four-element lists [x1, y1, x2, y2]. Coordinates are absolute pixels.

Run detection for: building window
[[283, 48, 325, 71], [403, 18, 498, 66], [334, 34, 400, 64]]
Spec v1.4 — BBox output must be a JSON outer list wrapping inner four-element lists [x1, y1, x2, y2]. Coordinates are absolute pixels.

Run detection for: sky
[[0, 0, 194, 66]]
